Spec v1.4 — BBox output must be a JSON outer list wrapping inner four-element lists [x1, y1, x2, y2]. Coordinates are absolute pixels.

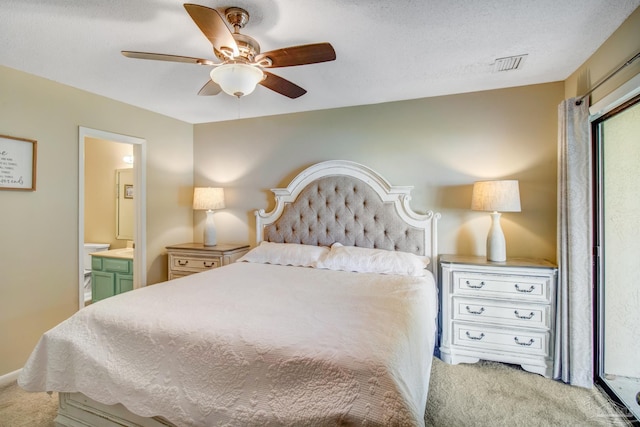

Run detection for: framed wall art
[[0, 135, 37, 191]]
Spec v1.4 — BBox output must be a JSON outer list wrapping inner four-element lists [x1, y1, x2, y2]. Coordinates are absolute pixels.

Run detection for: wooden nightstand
[[166, 243, 250, 280], [439, 255, 558, 377]]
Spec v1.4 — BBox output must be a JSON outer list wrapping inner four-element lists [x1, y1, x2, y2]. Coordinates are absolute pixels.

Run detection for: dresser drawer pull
[[465, 280, 485, 289], [514, 284, 535, 293], [178, 260, 189, 266], [514, 337, 535, 346], [465, 331, 485, 340], [203, 261, 216, 268], [466, 306, 485, 315], [514, 310, 535, 320]]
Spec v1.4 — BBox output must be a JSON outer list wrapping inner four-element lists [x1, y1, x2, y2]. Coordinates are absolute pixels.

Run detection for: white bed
[[19, 160, 441, 427]]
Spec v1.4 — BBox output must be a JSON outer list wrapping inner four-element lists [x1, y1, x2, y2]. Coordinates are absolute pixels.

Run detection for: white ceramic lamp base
[[203, 210, 218, 246], [486, 211, 506, 262]]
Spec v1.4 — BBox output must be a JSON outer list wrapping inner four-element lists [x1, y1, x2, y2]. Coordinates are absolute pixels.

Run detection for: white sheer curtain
[[554, 97, 593, 388]]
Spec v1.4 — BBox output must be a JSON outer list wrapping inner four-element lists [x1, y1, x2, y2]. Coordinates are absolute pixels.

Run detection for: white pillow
[[317, 243, 429, 276], [237, 241, 329, 267]]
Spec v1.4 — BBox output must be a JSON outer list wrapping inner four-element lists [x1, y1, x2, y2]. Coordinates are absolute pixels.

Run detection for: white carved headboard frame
[[255, 160, 440, 278]]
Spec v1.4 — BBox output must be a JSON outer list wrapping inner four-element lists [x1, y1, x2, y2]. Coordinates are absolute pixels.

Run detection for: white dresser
[[439, 255, 558, 377]]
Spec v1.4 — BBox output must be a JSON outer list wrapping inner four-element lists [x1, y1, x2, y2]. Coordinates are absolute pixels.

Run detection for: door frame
[[590, 79, 640, 422], [78, 127, 147, 310]]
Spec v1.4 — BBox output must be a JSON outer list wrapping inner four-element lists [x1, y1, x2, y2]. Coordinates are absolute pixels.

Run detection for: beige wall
[[0, 65, 194, 376], [85, 137, 133, 250], [565, 7, 640, 102], [194, 82, 564, 262]]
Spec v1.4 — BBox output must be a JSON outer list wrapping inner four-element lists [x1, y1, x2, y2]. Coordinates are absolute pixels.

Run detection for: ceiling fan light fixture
[[210, 63, 264, 98], [125, 5, 336, 99]]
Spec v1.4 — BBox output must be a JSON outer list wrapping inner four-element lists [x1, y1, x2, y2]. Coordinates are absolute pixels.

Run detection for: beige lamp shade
[[471, 180, 521, 212], [193, 187, 225, 211]]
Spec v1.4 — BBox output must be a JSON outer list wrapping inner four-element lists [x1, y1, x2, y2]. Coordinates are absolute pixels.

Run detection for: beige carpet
[[0, 358, 633, 426], [426, 358, 633, 426], [0, 381, 58, 427]]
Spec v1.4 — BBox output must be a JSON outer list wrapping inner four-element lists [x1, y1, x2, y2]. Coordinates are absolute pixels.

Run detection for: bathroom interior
[[83, 137, 134, 305]]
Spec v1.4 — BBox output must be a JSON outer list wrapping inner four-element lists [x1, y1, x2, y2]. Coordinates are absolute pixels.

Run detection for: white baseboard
[[0, 369, 21, 388]]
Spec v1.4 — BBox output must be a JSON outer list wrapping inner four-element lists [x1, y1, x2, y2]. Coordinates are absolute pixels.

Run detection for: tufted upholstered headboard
[[255, 160, 440, 277]]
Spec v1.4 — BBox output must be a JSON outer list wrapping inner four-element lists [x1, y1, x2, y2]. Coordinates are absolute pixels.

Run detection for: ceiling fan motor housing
[[213, 8, 260, 62], [225, 7, 249, 30]]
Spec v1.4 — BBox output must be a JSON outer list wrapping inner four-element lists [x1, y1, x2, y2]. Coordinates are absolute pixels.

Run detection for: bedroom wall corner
[[564, 6, 640, 102]]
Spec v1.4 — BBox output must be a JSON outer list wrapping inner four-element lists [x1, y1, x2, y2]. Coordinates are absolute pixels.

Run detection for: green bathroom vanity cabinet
[[91, 249, 134, 302]]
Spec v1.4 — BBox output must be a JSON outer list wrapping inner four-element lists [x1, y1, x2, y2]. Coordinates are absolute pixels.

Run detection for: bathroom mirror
[[116, 168, 134, 240]]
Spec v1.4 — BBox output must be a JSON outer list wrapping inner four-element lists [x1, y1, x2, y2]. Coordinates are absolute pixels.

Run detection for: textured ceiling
[[1, 0, 638, 124]]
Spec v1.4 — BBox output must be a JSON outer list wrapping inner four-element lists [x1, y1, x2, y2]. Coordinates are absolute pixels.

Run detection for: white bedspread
[[19, 262, 437, 426]]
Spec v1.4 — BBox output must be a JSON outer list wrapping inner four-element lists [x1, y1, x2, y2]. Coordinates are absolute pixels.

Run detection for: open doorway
[[78, 127, 147, 309]]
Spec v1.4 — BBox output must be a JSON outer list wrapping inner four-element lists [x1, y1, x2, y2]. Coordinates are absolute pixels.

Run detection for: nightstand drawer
[[453, 297, 551, 329], [166, 243, 249, 280], [170, 255, 220, 273], [453, 323, 549, 357], [453, 272, 551, 302]]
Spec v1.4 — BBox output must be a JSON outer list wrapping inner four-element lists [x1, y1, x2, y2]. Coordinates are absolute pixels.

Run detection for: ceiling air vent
[[493, 54, 528, 72]]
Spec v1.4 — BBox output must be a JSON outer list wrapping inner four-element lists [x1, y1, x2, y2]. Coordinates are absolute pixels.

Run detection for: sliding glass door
[[593, 94, 640, 423]]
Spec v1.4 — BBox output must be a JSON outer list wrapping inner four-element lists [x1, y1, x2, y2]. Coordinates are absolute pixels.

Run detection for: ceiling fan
[[122, 3, 336, 99]]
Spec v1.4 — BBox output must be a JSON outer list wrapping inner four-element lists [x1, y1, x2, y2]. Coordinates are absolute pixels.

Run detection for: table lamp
[[193, 187, 225, 246], [471, 180, 521, 262]]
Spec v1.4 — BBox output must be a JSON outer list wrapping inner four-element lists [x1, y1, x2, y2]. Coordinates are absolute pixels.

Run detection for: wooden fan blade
[[260, 71, 307, 99], [255, 43, 336, 68], [121, 51, 215, 66], [197, 79, 222, 96], [184, 4, 239, 57]]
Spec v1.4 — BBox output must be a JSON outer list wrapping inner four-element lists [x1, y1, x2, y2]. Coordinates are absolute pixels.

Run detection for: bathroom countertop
[[90, 248, 134, 260]]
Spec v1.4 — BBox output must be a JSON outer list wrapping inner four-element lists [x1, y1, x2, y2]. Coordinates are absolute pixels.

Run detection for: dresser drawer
[[453, 322, 549, 357], [168, 271, 192, 280], [169, 255, 220, 273], [452, 271, 551, 302], [453, 297, 551, 329]]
